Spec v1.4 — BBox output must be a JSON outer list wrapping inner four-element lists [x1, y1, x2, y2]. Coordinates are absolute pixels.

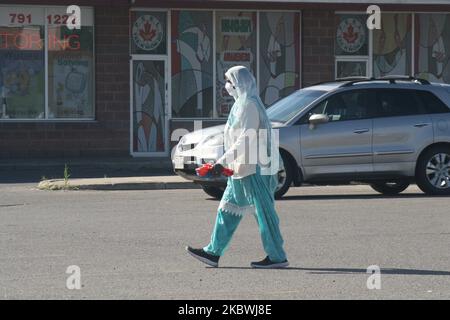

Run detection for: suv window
[[299, 89, 374, 124], [374, 89, 426, 117], [416, 91, 450, 114]]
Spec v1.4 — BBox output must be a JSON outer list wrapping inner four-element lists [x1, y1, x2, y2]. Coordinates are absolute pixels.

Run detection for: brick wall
[[302, 10, 335, 87], [0, 6, 130, 158]]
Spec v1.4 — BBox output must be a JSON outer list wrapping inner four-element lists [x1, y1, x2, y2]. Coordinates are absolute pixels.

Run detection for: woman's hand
[[212, 163, 224, 176]]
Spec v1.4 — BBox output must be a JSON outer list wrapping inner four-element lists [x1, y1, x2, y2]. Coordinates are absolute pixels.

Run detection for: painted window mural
[[216, 11, 257, 117], [415, 13, 450, 83], [259, 12, 300, 107], [130, 11, 167, 55], [373, 13, 412, 77], [171, 10, 213, 118], [132, 60, 166, 153]]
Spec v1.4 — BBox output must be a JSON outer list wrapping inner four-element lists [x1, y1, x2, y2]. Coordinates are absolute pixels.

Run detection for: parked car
[[173, 76, 450, 199]]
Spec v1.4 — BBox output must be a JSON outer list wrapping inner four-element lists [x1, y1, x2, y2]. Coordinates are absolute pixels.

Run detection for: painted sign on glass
[[130, 11, 167, 55], [335, 15, 368, 56], [216, 11, 256, 117]]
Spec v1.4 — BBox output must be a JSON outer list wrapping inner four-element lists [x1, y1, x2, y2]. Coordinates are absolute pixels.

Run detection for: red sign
[[0, 28, 81, 51]]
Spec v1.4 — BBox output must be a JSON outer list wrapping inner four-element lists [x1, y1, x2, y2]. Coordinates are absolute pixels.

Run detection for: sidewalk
[[37, 175, 201, 191], [0, 157, 203, 190]]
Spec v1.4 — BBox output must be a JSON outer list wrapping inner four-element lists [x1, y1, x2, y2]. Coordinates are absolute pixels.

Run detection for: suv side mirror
[[309, 114, 329, 128]]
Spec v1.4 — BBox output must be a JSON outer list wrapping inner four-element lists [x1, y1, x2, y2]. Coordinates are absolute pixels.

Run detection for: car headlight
[[202, 134, 224, 147]]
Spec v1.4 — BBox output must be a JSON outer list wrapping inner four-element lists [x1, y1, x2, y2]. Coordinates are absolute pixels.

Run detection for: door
[[130, 58, 168, 157], [299, 89, 375, 178], [372, 89, 434, 173], [129, 9, 169, 157]]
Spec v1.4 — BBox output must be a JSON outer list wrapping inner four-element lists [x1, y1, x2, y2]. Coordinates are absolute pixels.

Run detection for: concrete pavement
[[1, 183, 449, 299]]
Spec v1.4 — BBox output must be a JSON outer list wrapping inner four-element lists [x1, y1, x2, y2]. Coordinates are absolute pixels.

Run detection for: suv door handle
[[353, 129, 370, 134], [414, 123, 431, 128]]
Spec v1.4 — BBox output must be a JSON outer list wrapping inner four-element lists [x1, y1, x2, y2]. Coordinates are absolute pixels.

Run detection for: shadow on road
[[281, 193, 447, 201], [205, 193, 448, 202], [208, 266, 450, 275]]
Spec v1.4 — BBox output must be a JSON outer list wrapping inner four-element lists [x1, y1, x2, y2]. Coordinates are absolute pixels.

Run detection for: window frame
[[416, 90, 450, 115], [371, 88, 429, 118], [297, 88, 377, 125], [0, 4, 95, 122]]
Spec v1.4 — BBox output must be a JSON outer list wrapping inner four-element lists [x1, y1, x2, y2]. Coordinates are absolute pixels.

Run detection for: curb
[[37, 179, 201, 191]]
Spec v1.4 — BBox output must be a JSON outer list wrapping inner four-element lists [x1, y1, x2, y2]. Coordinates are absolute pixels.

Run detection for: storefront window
[[0, 5, 94, 120], [373, 13, 412, 77], [259, 11, 300, 106], [415, 13, 450, 83], [0, 7, 45, 119], [171, 10, 213, 118], [48, 25, 94, 119], [216, 11, 257, 117]]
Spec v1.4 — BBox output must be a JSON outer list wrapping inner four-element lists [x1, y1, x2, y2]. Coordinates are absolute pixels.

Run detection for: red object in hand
[[195, 163, 234, 177], [222, 167, 234, 177], [195, 163, 213, 177]]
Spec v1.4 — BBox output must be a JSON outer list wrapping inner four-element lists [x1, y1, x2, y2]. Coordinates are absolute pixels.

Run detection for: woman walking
[[186, 66, 288, 269]]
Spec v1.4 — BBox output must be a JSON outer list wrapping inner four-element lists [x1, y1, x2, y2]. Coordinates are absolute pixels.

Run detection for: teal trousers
[[203, 171, 287, 263]]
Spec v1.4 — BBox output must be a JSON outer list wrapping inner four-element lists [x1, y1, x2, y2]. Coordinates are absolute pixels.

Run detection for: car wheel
[[416, 146, 450, 195], [370, 181, 410, 195], [275, 152, 293, 199], [201, 185, 225, 199]]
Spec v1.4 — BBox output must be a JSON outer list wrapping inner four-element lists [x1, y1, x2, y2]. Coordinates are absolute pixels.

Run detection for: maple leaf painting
[[140, 21, 157, 42], [343, 24, 358, 44]]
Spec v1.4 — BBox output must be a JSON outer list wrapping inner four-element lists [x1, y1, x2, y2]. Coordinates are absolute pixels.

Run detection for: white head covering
[[225, 65, 259, 100], [220, 65, 280, 179]]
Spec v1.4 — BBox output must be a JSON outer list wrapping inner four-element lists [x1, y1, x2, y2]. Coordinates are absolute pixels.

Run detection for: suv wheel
[[201, 185, 225, 199], [370, 181, 410, 195], [275, 152, 293, 199], [416, 146, 450, 195]]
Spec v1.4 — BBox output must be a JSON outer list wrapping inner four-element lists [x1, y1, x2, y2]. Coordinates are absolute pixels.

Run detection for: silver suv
[[173, 76, 450, 199]]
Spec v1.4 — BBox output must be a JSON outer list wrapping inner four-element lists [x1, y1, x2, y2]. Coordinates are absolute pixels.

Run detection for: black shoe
[[186, 246, 220, 267], [250, 256, 289, 269]]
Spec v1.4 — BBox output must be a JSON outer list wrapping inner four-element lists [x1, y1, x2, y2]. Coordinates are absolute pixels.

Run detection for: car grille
[[180, 143, 197, 151]]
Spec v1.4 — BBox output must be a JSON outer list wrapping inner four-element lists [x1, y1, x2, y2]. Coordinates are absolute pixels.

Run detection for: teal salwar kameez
[[202, 66, 287, 264], [204, 168, 287, 263]]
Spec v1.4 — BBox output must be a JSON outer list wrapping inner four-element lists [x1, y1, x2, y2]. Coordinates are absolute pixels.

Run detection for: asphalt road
[[1, 182, 449, 299]]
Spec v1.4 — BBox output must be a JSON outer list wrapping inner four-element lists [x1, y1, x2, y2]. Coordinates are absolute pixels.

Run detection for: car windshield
[[266, 89, 326, 123]]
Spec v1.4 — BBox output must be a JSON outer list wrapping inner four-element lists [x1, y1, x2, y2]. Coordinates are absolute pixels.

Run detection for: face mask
[[225, 81, 238, 99]]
